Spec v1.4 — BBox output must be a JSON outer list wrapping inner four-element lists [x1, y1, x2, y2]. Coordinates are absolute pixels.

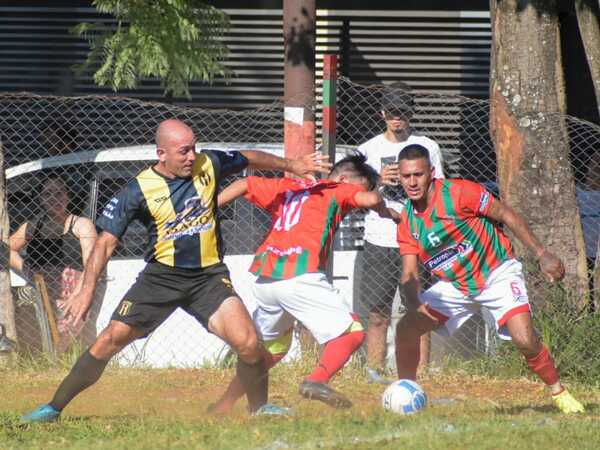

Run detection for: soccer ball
[[381, 379, 427, 415]]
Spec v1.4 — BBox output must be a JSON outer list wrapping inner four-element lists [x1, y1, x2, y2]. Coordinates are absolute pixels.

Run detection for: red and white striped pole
[[322, 54, 338, 282], [322, 54, 338, 165]]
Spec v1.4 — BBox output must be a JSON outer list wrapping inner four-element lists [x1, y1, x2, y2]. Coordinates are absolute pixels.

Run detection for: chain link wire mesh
[[1, 92, 294, 366], [2, 79, 600, 380]]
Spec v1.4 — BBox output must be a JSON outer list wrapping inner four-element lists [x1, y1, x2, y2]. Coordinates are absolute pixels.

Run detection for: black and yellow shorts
[[111, 261, 238, 335]]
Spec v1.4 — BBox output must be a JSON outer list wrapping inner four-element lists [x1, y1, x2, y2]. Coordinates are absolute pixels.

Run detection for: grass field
[[1, 358, 600, 450]]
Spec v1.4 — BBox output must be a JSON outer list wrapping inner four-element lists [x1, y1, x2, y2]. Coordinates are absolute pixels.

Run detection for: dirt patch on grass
[[1, 364, 590, 421]]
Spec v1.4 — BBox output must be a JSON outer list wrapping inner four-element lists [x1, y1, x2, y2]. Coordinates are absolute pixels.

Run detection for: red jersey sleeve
[[396, 212, 420, 255], [335, 182, 366, 214], [245, 176, 286, 211], [457, 179, 495, 217]]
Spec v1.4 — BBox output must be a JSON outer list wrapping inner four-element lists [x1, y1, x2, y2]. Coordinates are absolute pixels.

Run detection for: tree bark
[[575, 1, 600, 307], [490, 0, 589, 308], [0, 139, 17, 342], [575, 0, 600, 118]]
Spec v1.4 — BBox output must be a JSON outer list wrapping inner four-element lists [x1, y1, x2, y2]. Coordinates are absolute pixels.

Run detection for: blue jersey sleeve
[[204, 149, 249, 180], [95, 181, 143, 239]]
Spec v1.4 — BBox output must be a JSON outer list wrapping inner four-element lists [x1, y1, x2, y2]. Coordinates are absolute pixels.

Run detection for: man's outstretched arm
[[485, 200, 565, 282], [354, 191, 401, 222], [63, 231, 120, 326], [218, 179, 249, 207], [240, 150, 331, 180]]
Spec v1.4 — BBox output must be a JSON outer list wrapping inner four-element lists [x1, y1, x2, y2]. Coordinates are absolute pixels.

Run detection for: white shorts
[[422, 259, 530, 340], [251, 272, 354, 345]]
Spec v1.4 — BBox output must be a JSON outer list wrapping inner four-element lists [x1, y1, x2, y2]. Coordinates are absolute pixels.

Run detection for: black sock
[[49, 349, 109, 411], [236, 358, 268, 412]]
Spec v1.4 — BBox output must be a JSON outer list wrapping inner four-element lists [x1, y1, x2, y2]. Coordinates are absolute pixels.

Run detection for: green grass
[[1, 357, 600, 450]]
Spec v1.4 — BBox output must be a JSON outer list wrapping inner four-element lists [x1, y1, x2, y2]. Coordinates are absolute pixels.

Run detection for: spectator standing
[[354, 82, 444, 384]]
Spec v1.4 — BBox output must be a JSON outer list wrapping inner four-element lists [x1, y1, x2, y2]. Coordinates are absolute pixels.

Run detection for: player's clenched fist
[[538, 250, 565, 283]]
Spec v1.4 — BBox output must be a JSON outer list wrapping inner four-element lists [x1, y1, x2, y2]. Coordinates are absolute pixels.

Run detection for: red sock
[[526, 345, 560, 386], [307, 320, 365, 383]]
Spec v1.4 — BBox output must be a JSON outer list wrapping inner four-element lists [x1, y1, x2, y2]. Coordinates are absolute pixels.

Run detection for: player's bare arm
[[485, 199, 565, 282], [240, 150, 332, 180], [401, 254, 439, 323], [217, 179, 249, 207], [63, 231, 120, 326], [354, 190, 400, 222]]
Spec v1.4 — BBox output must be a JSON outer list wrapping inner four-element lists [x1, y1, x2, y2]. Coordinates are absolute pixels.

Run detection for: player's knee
[[94, 322, 137, 357], [93, 331, 122, 358], [233, 328, 261, 363]]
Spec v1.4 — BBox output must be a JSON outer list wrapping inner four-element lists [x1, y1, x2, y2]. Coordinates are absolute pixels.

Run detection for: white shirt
[[356, 132, 444, 248]]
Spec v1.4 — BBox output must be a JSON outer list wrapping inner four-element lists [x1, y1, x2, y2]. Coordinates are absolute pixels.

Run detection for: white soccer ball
[[381, 379, 427, 415]]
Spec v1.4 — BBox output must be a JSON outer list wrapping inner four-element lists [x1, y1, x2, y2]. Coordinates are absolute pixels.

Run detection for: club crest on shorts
[[118, 300, 133, 316], [221, 277, 234, 290]]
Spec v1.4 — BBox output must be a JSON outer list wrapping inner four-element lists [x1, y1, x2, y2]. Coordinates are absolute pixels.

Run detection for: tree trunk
[[575, 0, 600, 117], [575, 0, 600, 308], [0, 139, 17, 342], [490, 0, 589, 308]]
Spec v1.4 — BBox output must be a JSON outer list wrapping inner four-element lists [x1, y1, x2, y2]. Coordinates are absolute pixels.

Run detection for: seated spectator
[[9, 175, 103, 352], [39, 121, 92, 216]]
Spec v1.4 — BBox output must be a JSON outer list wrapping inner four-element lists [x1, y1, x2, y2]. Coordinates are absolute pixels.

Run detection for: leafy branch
[[72, 0, 230, 99]]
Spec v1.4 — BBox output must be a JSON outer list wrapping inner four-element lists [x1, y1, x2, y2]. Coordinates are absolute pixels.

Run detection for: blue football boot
[[20, 404, 61, 423]]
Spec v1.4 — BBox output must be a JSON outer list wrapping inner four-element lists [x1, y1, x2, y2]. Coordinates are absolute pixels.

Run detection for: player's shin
[[236, 358, 269, 412], [306, 317, 365, 383], [395, 320, 421, 381], [213, 332, 291, 414], [525, 344, 561, 391], [49, 349, 109, 411]]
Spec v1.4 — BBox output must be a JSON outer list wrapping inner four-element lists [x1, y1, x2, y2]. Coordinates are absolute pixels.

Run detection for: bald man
[[21, 119, 330, 422]]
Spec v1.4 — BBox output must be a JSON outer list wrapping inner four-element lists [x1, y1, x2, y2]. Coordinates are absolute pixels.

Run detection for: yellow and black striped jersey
[[96, 150, 248, 269]]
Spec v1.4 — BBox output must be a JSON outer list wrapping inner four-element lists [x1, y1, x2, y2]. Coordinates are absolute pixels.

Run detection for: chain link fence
[[1, 92, 294, 366], [2, 78, 600, 380]]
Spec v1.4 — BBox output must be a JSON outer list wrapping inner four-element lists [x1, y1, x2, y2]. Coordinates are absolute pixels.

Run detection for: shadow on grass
[[494, 402, 600, 415], [1, 413, 142, 432]]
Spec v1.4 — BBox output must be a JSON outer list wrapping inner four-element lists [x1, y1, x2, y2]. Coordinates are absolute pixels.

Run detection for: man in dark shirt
[[21, 119, 329, 422]]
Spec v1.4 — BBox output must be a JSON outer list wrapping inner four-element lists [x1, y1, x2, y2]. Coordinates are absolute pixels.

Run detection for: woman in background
[[9, 175, 102, 352]]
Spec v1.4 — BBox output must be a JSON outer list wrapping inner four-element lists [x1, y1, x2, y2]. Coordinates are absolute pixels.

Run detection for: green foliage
[[72, 0, 230, 99], [448, 285, 600, 385], [534, 288, 600, 383]]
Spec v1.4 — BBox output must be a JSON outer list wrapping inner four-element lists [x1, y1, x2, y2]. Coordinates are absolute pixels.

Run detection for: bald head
[[155, 119, 194, 148], [154, 119, 197, 178]]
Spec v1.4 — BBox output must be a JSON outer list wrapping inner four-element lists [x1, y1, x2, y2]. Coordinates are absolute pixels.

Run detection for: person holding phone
[[354, 81, 444, 384]]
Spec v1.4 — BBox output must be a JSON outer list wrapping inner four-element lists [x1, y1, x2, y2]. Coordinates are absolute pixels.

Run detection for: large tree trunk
[[575, 0, 600, 306], [490, 0, 589, 308], [0, 139, 17, 343], [576, 0, 600, 117]]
